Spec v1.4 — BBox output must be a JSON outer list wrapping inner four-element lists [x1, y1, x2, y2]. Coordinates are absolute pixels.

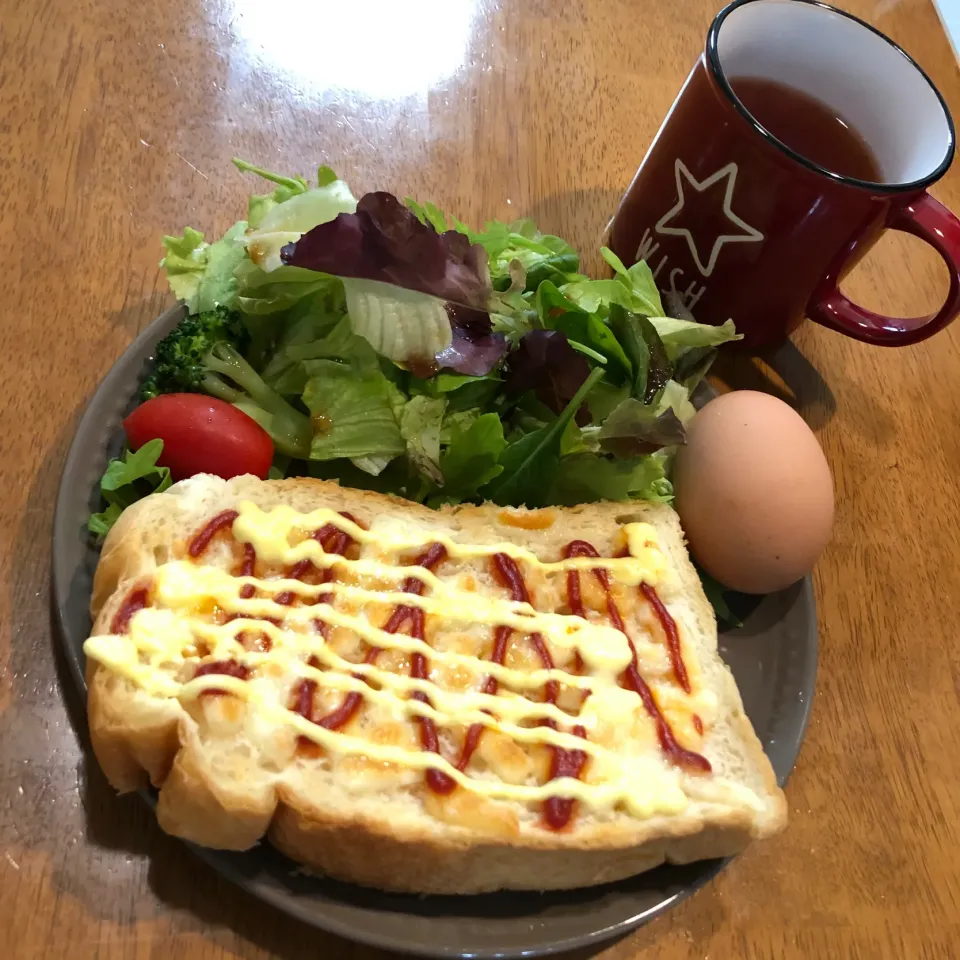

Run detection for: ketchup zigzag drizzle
[[188, 509, 239, 557], [565, 540, 710, 774], [115, 510, 710, 830], [291, 539, 455, 795], [453, 554, 525, 773], [639, 581, 690, 694], [187, 511, 358, 693], [275, 516, 356, 605], [460, 552, 588, 830], [110, 587, 149, 634]]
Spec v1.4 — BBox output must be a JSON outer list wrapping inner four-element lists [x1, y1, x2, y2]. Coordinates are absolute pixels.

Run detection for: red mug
[[606, 0, 960, 350]]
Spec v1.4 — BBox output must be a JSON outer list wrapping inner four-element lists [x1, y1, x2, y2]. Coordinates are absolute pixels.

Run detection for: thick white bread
[[86, 475, 787, 893]]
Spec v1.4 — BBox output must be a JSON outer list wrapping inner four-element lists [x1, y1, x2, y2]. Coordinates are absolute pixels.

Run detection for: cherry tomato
[[124, 394, 274, 482]]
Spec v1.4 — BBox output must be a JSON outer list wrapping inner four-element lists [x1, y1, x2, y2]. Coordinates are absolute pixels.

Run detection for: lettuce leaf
[[258, 300, 344, 393], [597, 398, 686, 457], [160, 222, 248, 314], [233, 158, 357, 273], [284, 191, 492, 308], [245, 182, 358, 273], [234, 260, 337, 315], [648, 317, 741, 359], [437, 413, 506, 500], [160, 227, 207, 304], [560, 248, 664, 316], [400, 395, 446, 484], [343, 278, 453, 361], [282, 192, 506, 374], [302, 361, 405, 462], [405, 201, 581, 291], [656, 379, 697, 424]]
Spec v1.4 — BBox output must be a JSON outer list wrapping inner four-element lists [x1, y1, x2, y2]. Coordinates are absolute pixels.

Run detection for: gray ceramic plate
[[52, 306, 817, 959]]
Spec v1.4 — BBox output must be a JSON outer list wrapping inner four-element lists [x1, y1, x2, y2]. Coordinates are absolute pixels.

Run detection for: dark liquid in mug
[[729, 76, 883, 182]]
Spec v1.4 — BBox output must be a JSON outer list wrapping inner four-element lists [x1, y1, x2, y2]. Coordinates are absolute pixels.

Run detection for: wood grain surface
[[2, 0, 959, 957]]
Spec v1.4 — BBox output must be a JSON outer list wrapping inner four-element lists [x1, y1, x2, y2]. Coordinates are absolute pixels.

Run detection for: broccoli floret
[[141, 307, 311, 457], [141, 307, 249, 399]]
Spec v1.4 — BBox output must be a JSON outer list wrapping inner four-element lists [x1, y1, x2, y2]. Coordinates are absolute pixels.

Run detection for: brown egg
[[673, 390, 834, 594]]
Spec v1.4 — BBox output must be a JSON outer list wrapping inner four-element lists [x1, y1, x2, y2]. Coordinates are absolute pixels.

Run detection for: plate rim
[[51, 305, 818, 959]]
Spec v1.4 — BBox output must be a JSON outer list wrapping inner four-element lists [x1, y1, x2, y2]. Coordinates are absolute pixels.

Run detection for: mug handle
[[807, 193, 960, 346]]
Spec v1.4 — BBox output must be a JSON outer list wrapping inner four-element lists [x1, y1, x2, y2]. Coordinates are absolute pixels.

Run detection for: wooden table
[[2, 0, 959, 956]]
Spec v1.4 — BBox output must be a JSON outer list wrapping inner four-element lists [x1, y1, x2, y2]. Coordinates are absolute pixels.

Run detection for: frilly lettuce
[[160, 222, 247, 314]]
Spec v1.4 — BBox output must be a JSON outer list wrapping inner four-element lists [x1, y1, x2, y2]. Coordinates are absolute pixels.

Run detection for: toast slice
[[85, 474, 786, 893]]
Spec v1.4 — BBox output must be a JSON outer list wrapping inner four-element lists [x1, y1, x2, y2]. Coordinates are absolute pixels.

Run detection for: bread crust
[[85, 475, 787, 893]]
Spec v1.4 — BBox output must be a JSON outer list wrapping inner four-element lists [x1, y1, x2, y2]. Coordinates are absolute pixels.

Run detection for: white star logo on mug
[[655, 160, 764, 277]]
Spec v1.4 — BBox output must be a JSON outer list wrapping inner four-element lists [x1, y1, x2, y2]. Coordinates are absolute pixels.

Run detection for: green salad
[[91, 159, 740, 535]]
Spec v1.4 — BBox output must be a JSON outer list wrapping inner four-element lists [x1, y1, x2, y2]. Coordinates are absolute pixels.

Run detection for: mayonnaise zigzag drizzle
[[85, 500, 733, 824]]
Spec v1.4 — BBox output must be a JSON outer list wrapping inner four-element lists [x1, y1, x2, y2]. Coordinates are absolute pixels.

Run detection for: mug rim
[[706, 0, 957, 194]]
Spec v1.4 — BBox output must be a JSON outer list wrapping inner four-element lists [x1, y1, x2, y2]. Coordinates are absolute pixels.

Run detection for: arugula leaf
[[534, 279, 583, 324], [438, 413, 507, 500], [88, 440, 172, 537], [608, 304, 649, 398], [548, 452, 672, 506], [482, 367, 604, 506], [533, 281, 631, 380], [548, 311, 632, 381], [673, 346, 718, 391], [608, 305, 671, 402], [696, 563, 745, 628]]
